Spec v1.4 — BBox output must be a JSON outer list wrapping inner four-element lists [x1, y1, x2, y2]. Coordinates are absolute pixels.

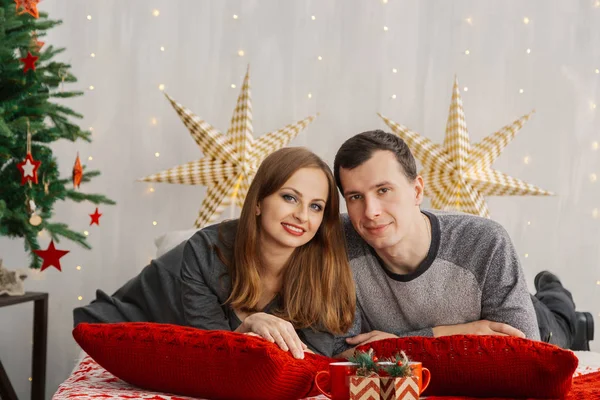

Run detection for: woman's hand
[[238, 312, 305, 359]]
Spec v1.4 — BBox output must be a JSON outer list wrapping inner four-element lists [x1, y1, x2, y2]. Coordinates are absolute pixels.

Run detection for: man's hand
[[345, 330, 398, 347], [432, 320, 525, 338]]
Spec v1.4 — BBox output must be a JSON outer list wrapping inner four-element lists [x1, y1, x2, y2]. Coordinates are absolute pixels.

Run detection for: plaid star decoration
[[140, 66, 317, 228], [379, 77, 552, 218]]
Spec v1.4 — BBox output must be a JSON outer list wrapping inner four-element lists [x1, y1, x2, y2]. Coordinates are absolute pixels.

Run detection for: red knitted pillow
[[73, 322, 334, 400], [356, 335, 578, 398]]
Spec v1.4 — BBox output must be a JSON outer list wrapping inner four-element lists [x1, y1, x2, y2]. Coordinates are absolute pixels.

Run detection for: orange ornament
[[14, 0, 39, 18], [72, 153, 83, 188]]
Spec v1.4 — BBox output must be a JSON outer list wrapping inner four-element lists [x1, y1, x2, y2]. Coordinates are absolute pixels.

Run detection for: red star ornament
[[89, 208, 102, 226], [72, 153, 83, 188], [14, 0, 39, 18], [20, 51, 39, 73], [16, 152, 41, 185], [33, 240, 69, 272]]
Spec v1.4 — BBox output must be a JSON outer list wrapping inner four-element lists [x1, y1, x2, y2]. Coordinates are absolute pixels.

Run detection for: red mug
[[314, 361, 358, 400]]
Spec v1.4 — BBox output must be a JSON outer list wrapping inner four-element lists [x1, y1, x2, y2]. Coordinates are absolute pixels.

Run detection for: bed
[[52, 349, 600, 400]]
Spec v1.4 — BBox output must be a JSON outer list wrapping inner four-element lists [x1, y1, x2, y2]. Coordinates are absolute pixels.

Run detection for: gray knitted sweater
[[334, 209, 539, 355]]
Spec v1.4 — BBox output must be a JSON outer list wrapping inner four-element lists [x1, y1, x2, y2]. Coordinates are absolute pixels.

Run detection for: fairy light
[[591, 173, 597, 182], [463, 87, 469, 92], [231, 84, 236, 89], [382, 0, 388, 3], [233, 14, 238, 19], [307, 93, 312, 99], [597, 280, 600, 285], [151, 117, 158, 125], [519, 88, 524, 94], [526, 48, 531, 54], [78, 296, 83, 301], [160, 46, 165, 52], [593, 208, 599, 219], [383, 26, 389, 31], [152, 9, 160, 17], [465, 50, 470, 55], [527, 221, 531, 226], [88, 156, 93, 161], [523, 156, 530, 164], [158, 84, 165, 91], [392, 68, 397, 73], [391, 94, 397, 99], [466, 17, 473, 24], [90, 53, 96, 58], [523, 17, 530, 24], [238, 50, 245, 56], [595, 0, 600, 7], [86, 15, 92, 20], [524, 253, 529, 258], [89, 127, 94, 132], [29, 377, 32, 382], [149, 187, 155, 193], [317, 56, 323, 61], [154, 152, 160, 158], [88, 85, 94, 91], [591, 102, 597, 109], [76, 265, 81, 271], [83, 230, 89, 236], [595, 69, 600, 74], [311, 15, 316, 20], [152, 221, 158, 226], [593, 141, 599, 150]]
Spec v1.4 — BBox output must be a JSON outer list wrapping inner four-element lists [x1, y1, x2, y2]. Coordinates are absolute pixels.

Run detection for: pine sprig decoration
[[381, 351, 413, 378], [347, 348, 380, 377]]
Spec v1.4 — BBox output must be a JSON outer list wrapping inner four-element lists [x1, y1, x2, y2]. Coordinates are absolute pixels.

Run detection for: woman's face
[[257, 167, 329, 253]]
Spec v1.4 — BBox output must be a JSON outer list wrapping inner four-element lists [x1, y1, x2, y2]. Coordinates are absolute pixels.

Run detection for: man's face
[[339, 150, 423, 251]]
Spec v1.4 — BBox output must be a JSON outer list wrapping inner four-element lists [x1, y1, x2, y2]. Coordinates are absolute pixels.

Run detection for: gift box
[[380, 376, 419, 400], [349, 376, 381, 400]]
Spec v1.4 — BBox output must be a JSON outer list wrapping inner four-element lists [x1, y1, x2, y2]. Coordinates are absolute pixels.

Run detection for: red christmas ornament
[[16, 152, 41, 185], [373, 356, 378, 362], [14, 0, 39, 18], [33, 240, 69, 272], [72, 153, 83, 188], [20, 51, 39, 73], [89, 208, 102, 226]]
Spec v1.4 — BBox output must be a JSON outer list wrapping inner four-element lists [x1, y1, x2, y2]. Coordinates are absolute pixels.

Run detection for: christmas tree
[[0, 0, 115, 269]]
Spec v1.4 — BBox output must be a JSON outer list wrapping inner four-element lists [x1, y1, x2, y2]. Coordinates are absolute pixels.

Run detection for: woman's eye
[[283, 194, 296, 202], [310, 204, 323, 212]]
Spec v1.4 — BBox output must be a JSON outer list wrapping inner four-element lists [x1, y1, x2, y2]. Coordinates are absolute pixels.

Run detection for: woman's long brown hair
[[217, 147, 355, 334]]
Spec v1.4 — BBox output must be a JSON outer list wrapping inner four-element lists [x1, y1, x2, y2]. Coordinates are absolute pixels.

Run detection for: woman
[[74, 147, 356, 358]]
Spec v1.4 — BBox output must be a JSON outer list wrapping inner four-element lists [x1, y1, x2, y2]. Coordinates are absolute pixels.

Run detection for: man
[[332, 130, 577, 358]]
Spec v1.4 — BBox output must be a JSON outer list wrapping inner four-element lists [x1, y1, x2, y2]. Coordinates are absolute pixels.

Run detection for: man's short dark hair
[[334, 129, 418, 193]]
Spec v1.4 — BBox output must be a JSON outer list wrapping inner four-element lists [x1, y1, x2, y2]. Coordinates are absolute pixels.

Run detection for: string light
[[523, 17, 530, 24], [382, 0, 388, 3], [78, 296, 83, 301], [523, 156, 530, 164], [595, 0, 600, 7], [238, 50, 245, 57], [83, 230, 89, 236], [152, 9, 160, 17], [463, 87, 469, 92], [89, 127, 94, 132], [76, 265, 81, 271], [311, 15, 316, 20], [160, 46, 165, 52], [466, 17, 473, 24], [391, 94, 397, 99], [29, 377, 32, 382], [519, 88, 524, 94], [593, 208, 599, 219], [527, 221, 531, 226], [154, 152, 160, 157], [151, 117, 158, 125], [597, 280, 600, 285], [233, 14, 238, 19], [149, 187, 155, 193], [392, 68, 397, 73], [88, 85, 94, 91], [383, 26, 389, 31], [88, 156, 93, 161], [307, 93, 312, 99], [317, 56, 323, 61], [231, 84, 236, 89], [90, 53, 96, 58], [524, 253, 529, 258], [596, 68, 600, 74], [152, 221, 158, 226], [591, 173, 597, 182], [593, 141, 599, 150], [86, 15, 92, 20], [591, 102, 597, 109], [158, 84, 165, 91], [464, 50, 470, 55], [526, 48, 531, 54]]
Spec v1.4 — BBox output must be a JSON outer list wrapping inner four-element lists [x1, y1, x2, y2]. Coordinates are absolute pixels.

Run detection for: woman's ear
[[255, 204, 261, 216]]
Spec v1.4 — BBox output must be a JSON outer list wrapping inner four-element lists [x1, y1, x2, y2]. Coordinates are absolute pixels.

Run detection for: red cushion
[[356, 335, 578, 398], [73, 322, 334, 400]]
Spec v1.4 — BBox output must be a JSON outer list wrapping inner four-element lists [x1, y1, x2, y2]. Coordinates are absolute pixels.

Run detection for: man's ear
[[414, 175, 425, 205]]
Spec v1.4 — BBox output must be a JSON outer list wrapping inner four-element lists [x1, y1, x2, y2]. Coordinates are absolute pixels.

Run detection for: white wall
[[1, 1, 599, 398]]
